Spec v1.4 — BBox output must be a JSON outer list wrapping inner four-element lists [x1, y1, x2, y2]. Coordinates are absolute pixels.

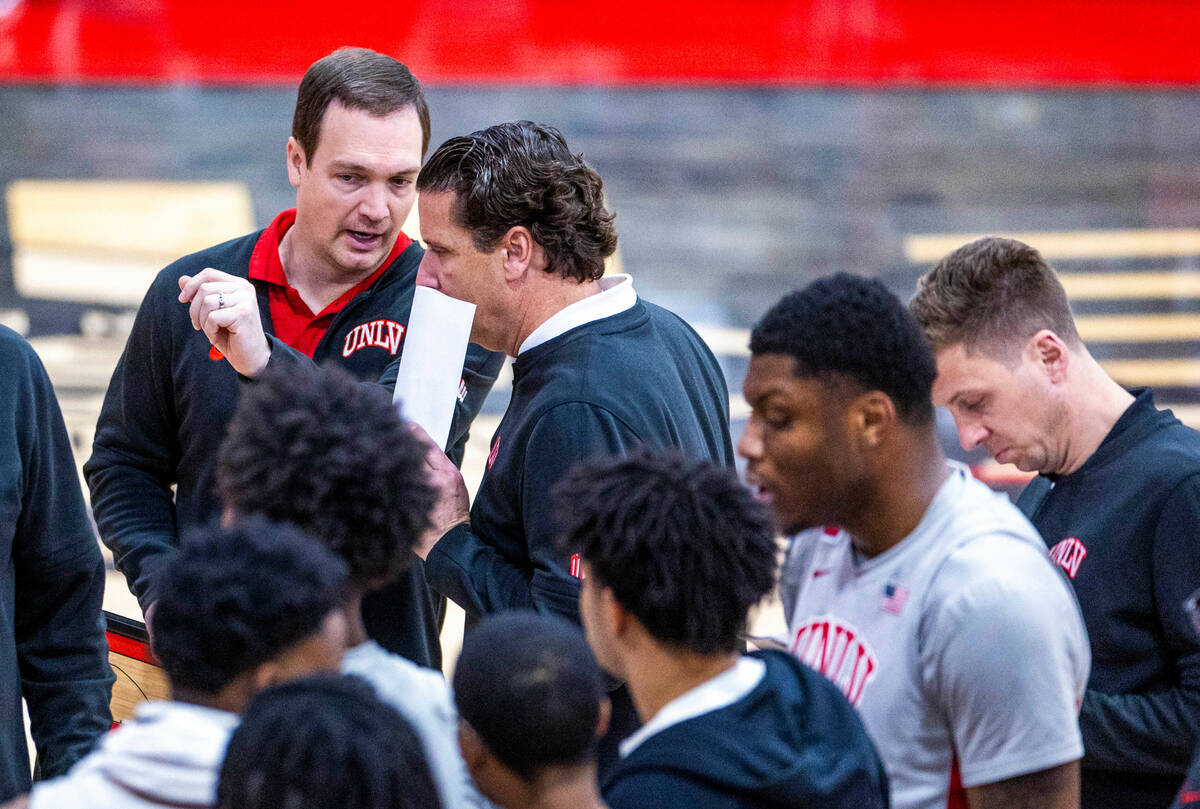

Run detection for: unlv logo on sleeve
[[791, 617, 878, 706], [1048, 536, 1088, 579], [487, 434, 501, 470], [343, 320, 405, 358]]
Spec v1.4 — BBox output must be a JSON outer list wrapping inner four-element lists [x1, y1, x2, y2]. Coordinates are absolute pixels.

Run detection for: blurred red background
[[2, 0, 1198, 86]]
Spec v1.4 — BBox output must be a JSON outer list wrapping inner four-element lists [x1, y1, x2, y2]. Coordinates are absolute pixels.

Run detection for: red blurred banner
[[1, 0, 1198, 86]]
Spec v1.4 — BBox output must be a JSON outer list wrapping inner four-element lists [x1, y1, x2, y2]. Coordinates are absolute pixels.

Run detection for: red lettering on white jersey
[[1048, 536, 1088, 579], [342, 320, 406, 358], [791, 617, 879, 706]]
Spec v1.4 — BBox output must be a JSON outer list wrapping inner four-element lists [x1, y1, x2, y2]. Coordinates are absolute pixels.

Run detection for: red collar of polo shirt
[[248, 208, 413, 310]]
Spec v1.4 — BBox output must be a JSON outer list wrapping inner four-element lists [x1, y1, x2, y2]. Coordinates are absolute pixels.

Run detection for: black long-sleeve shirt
[[1018, 388, 1200, 809], [424, 298, 734, 624], [85, 224, 503, 669], [0, 326, 113, 800]]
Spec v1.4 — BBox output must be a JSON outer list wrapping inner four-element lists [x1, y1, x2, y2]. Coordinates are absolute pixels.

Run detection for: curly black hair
[[454, 612, 604, 779], [416, 120, 618, 283], [217, 673, 442, 809], [555, 449, 776, 655], [151, 517, 347, 695], [217, 363, 435, 588], [751, 273, 937, 424]]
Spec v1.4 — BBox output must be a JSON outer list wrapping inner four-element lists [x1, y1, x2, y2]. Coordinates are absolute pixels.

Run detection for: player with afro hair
[[556, 447, 888, 809], [216, 362, 484, 809], [217, 674, 442, 809], [20, 518, 348, 809]]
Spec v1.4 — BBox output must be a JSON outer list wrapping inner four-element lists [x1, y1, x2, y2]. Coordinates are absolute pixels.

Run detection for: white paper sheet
[[392, 286, 477, 450]]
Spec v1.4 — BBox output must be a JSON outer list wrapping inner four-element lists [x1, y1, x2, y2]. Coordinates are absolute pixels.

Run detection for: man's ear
[[501, 226, 545, 283], [457, 721, 488, 773], [847, 390, 896, 451], [1026, 329, 1070, 384], [602, 587, 632, 640], [285, 137, 306, 189], [595, 696, 612, 740], [250, 660, 283, 693]]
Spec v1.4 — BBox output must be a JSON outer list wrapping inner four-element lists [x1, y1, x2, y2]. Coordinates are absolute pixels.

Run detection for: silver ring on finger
[[217, 291, 225, 309]]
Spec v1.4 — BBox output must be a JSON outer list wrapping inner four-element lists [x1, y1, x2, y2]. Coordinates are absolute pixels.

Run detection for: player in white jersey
[[739, 274, 1090, 809]]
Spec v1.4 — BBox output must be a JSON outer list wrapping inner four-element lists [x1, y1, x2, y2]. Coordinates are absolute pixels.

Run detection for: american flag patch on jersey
[[880, 580, 909, 615]]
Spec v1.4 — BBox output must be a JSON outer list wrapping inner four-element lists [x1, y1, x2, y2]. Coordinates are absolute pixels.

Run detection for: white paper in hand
[[392, 286, 477, 450]]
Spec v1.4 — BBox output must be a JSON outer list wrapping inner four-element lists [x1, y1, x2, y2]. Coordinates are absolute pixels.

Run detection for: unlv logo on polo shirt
[[343, 320, 405, 358], [791, 617, 878, 706], [1048, 536, 1088, 579]]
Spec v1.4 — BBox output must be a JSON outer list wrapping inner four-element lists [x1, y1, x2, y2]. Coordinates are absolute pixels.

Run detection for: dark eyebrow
[[945, 390, 979, 408], [746, 387, 787, 408]]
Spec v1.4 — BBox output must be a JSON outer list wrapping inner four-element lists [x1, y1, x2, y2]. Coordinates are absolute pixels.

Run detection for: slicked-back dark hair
[[454, 612, 604, 780], [751, 273, 937, 425], [217, 674, 442, 809], [151, 518, 347, 695], [556, 449, 776, 654], [416, 120, 618, 283], [910, 236, 1081, 355], [293, 46, 431, 161], [217, 363, 435, 589]]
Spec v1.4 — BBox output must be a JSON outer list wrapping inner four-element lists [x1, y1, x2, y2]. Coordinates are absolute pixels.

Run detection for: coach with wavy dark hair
[[410, 120, 735, 772]]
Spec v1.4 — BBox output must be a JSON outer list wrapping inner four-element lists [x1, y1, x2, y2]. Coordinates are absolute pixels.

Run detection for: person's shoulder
[[342, 643, 449, 704], [0, 323, 36, 363], [922, 527, 1077, 648], [605, 765, 728, 809]]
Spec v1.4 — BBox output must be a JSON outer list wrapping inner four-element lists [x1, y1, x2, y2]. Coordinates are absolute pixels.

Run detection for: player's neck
[[510, 277, 604, 356], [1055, 357, 1135, 476], [278, 227, 378, 314], [625, 646, 740, 726], [340, 588, 370, 649], [524, 764, 607, 809], [846, 434, 948, 558]]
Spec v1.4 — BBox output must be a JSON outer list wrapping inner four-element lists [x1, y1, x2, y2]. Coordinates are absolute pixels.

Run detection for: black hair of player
[[150, 517, 348, 695], [453, 612, 604, 780], [555, 448, 776, 655], [416, 120, 618, 283], [216, 673, 442, 809], [217, 363, 435, 590], [293, 46, 431, 160], [750, 273, 937, 425]]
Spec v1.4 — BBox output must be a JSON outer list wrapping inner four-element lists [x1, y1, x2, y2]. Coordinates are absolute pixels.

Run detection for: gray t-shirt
[[784, 462, 1089, 809], [343, 641, 487, 809]]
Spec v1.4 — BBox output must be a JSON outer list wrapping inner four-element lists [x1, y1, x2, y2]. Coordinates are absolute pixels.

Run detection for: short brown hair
[[416, 121, 618, 284], [292, 47, 430, 163], [910, 237, 1080, 355]]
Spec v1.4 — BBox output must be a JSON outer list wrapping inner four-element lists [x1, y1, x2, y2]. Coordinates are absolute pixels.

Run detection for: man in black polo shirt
[[409, 121, 735, 769], [911, 236, 1200, 809], [87, 47, 503, 670]]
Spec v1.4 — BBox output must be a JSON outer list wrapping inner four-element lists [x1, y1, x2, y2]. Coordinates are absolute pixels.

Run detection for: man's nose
[[416, 254, 438, 289], [737, 416, 762, 461], [358, 184, 388, 222], [955, 417, 988, 451]]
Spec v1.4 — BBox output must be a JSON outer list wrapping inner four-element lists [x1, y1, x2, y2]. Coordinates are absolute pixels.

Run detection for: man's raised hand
[[178, 269, 271, 377]]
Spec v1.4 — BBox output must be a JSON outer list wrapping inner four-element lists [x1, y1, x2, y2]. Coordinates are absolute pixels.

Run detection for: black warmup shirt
[[85, 224, 503, 669], [0, 326, 113, 800], [1018, 388, 1200, 809], [425, 298, 734, 624], [423, 297, 734, 774], [603, 651, 889, 809]]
